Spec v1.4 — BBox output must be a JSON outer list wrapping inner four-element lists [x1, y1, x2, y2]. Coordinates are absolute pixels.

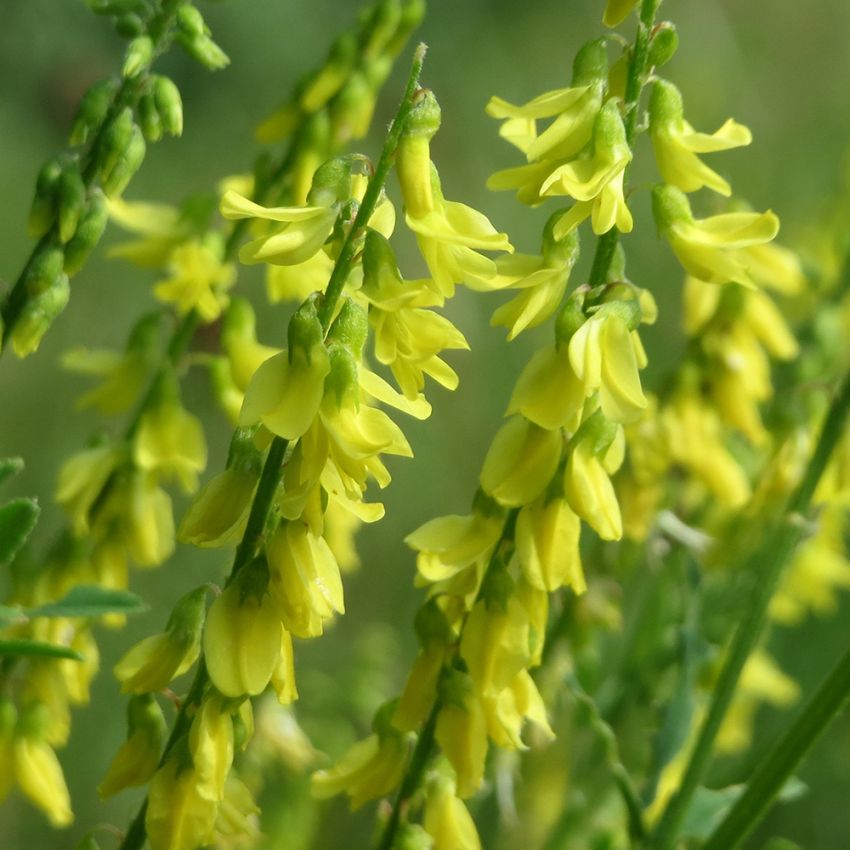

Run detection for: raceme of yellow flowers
[[2, 1, 850, 849]]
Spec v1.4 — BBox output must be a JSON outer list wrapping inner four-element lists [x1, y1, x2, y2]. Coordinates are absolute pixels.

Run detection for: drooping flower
[[649, 79, 751, 196], [652, 185, 780, 288]]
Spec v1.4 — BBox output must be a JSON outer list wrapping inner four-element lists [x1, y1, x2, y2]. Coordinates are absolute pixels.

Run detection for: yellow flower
[[13, 704, 73, 827], [204, 581, 282, 698], [266, 249, 334, 303], [61, 313, 160, 415], [405, 501, 505, 584], [55, 444, 123, 535], [311, 711, 410, 809], [435, 670, 488, 799], [563, 433, 623, 540], [480, 416, 563, 508], [177, 467, 257, 548], [134, 389, 207, 493], [397, 91, 512, 298], [653, 185, 780, 288], [568, 303, 647, 424], [99, 694, 166, 797], [484, 669, 555, 750], [146, 758, 218, 850], [460, 596, 532, 697], [486, 40, 606, 163], [515, 497, 585, 593], [106, 196, 192, 268], [153, 238, 236, 322], [219, 189, 337, 266], [662, 390, 751, 508], [121, 471, 176, 567], [114, 587, 206, 693], [189, 695, 234, 801], [221, 298, 280, 393], [541, 100, 633, 236], [214, 773, 261, 846], [266, 520, 344, 639], [239, 308, 330, 441], [270, 627, 299, 704], [423, 773, 482, 850], [507, 344, 586, 431], [649, 79, 751, 196]]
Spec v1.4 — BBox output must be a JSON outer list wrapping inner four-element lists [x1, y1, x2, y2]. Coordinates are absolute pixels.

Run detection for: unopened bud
[[324, 344, 359, 408], [385, 0, 426, 57], [123, 35, 153, 78], [153, 76, 183, 136], [57, 166, 87, 243], [27, 157, 64, 237], [70, 78, 118, 146], [327, 298, 368, 358], [137, 94, 163, 142], [102, 125, 146, 197], [64, 189, 108, 276], [572, 38, 609, 86], [287, 295, 324, 364], [11, 274, 70, 357], [648, 22, 679, 68], [402, 89, 441, 140]]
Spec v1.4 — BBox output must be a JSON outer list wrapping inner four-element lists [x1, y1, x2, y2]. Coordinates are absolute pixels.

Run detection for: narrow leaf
[[30, 585, 147, 619], [0, 497, 40, 566], [0, 457, 24, 487], [0, 638, 83, 661]]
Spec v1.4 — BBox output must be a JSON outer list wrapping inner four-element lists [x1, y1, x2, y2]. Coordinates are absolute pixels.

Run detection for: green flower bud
[[594, 98, 628, 154], [123, 35, 153, 78], [226, 426, 264, 477], [327, 298, 368, 358], [70, 78, 118, 146], [74, 836, 101, 850], [176, 4, 206, 37], [287, 295, 324, 364], [153, 76, 184, 136], [572, 407, 619, 457], [395, 823, 433, 850], [572, 37, 609, 86], [651, 184, 692, 234], [402, 89, 441, 140], [385, 0, 426, 57], [647, 22, 679, 68], [11, 274, 70, 357], [178, 31, 230, 71], [99, 107, 135, 180], [57, 165, 87, 243], [478, 550, 514, 612], [137, 93, 163, 142], [27, 157, 64, 238], [64, 189, 108, 276], [608, 242, 627, 282], [114, 12, 145, 39], [597, 297, 642, 331], [648, 79, 683, 130], [309, 154, 369, 207], [102, 125, 146, 197], [555, 291, 586, 346], [165, 585, 208, 648], [324, 344, 360, 408], [542, 212, 580, 267], [25, 243, 65, 297]]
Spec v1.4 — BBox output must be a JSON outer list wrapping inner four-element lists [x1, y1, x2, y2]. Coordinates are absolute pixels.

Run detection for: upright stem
[[317, 42, 427, 331], [587, 0, 661, 287], [650, 369, 850, 850], [702, 642, 850, 850], [116, 46, 429, 850]]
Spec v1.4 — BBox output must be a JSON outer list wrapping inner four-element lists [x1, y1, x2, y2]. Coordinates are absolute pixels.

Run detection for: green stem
[[376, 701, 440, 850], [317, 42, 427, 331], [0, 0, 183, 355], [116, 442, 289, 850], [566, 673, 647, 843], [702, 642, 850, 850], [587, 0, 661, 287], [650, 368, 850, 850]]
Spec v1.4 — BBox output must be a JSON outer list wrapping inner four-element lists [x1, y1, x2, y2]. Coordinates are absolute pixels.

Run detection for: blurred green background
[[2, 1, 850, 848]]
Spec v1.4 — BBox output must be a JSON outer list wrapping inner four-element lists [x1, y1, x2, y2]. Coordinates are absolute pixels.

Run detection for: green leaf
[[681, 778, 807, 841], [0, 457, 24, 487], [30, 585, 147, 619], [0, 638, 83, 661], [0, 497, 40, 566]]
